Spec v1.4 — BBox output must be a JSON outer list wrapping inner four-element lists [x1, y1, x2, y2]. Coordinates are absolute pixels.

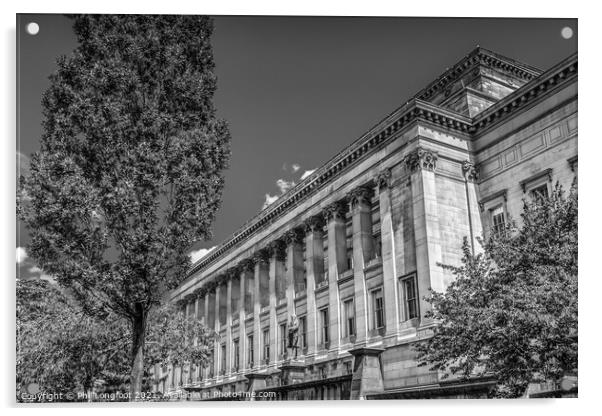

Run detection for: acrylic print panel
[[16, 14, 577, 403]]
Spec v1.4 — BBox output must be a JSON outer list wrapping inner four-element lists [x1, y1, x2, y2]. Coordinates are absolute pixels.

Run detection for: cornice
[[518, 168, 553, 193], [470, 53, 577, 136], [416, 47, 542, 102], [181, 51, 577, 293], [478, 189, 508, 212]]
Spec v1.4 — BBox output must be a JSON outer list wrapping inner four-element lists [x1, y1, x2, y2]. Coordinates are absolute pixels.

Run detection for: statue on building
[[287, 314, 299, 358]]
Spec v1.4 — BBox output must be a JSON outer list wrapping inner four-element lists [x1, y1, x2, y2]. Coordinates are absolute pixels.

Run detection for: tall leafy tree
[[18, 15, 230, 398], [415, 183, 577, 398]]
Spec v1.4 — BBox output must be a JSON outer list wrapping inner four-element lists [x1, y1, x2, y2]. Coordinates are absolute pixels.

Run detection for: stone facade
[[154, 47, 578, 400]]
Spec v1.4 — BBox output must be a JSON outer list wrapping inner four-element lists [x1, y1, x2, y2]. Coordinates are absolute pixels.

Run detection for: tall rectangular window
[[401, 275, 419, 320], [247, 334, 254, 366], [342, 298, 356, 338], [262, 328, 270, 363], [346, 252, 354, 270], [371, 288, 385, 330], [319, 308, 330, 346], [233, 339, 240, 370], [279, 323, 287, 357], [490, 205, 505, 234], [220, 343, 226, 374], [299, 316, 307, 350], [209, 347, 215, 378]]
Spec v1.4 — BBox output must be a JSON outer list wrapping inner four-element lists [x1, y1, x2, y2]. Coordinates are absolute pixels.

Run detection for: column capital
[[215, 273, 229, 286], [376, 168, 392, 191], [238, 258, 255, 272], [405, 146, 438, 172], [253, 248, 271, 265], [283, 227, 305, 246], [183, 293, 196, 304], [226, 267, 240, 281], [193, 286, 206, 299], [324, 200, 347, 221], [267, 239, 287, 261], [205, 279, 218, 293], [304, 214, 325, 233], [348, 184, 373, 208], [462, 160, 479, 182]]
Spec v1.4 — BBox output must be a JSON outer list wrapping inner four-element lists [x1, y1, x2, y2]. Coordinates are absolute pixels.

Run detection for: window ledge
[[338, 268, 354, 282]]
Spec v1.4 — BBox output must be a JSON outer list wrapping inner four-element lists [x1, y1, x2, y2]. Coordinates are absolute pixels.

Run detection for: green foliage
[[145, 303, 216, 368], [17, 279, 130, 399], [414, 182, 578, 398], [17, 15, 230, 395], [17, 280, 216, 401]]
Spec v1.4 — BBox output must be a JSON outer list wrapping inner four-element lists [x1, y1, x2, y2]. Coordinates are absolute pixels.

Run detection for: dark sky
[[16, 14, 577, 278]]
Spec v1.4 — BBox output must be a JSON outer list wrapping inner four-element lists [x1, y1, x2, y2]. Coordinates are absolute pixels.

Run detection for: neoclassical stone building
[[154, 47, 577, 400]]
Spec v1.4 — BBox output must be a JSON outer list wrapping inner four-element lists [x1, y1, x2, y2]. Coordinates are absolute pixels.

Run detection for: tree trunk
[[129, 304, 147, 401]]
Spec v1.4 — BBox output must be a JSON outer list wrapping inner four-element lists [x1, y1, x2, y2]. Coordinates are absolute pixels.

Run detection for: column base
[[245, 372, 270, 399], [278, 358, 306, 386], [348, 346, 385, 400]]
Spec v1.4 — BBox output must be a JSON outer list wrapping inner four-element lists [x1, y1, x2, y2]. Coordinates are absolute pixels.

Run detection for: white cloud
[[301, 169, 316, 180], [262, 193, 279, 210], [276, 179, 296, 194], [16, 247, 27, 264], [27, 265, 56, 283], [189, 246, 216, 263], [260, 164, 315, 210]]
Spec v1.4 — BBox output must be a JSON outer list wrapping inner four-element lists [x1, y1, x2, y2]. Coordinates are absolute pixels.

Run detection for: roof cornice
[[416, 47, 542, 101], [470, 52, 577, 135]]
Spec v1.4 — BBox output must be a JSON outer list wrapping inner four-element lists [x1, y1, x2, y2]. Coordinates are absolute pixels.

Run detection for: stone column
[[268, 240, 286, 363], [203, 291, 210, 380], [202, 292, 209, 326], [304, 215, 325, 356], [377, 169, 400, 336], [407, 147, 444, 320], [324, 200, 347, 351], [214, 283, 221, 377], [349, 185, 374, 343], [238, 259, 252, 370], [462, 161, 484, 255], [191, 293, 200, 384], [253, 251, 268, 368], [283, 228, 305, 316], [225, 272, 233, 375]]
